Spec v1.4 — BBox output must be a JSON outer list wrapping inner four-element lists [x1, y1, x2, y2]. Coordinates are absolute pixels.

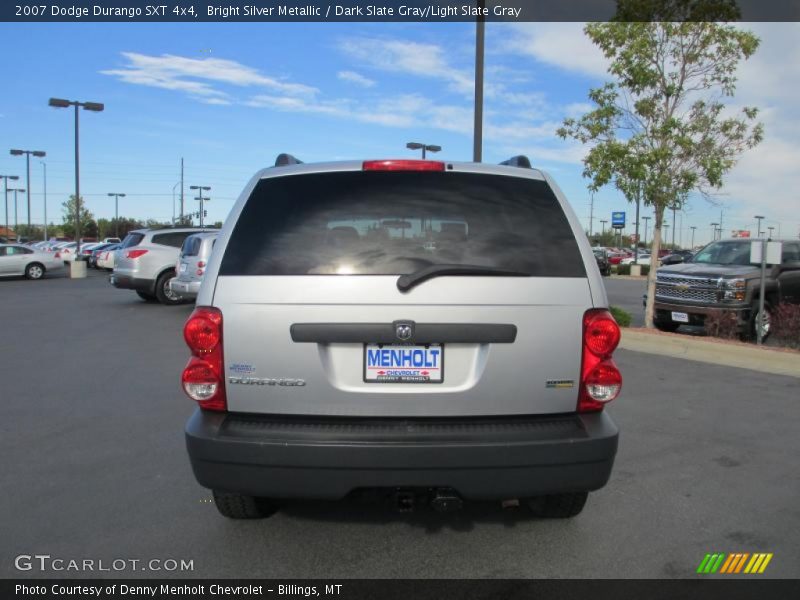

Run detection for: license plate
[[364, 344, 443, 383], [179, 263, 187, 273], [671, 311, 689, 323]]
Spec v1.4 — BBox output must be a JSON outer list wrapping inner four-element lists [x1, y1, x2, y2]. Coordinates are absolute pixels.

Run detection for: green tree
[[558, 4, 763, 328], [61, 195, 97, 240]]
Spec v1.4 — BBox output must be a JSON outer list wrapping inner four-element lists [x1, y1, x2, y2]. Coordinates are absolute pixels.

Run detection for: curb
[[619, 328, 800, 379]]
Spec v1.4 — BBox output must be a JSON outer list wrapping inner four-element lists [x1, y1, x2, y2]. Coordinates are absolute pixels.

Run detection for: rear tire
[[136, 291, 158, 302], [526, 492, 588, 518], [155, 270, 183, 305], [25, 263, 45, 280], [212, 490, 279, 520]]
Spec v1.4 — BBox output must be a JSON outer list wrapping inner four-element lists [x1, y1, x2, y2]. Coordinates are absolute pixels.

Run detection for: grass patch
[[610, 306, 632, 327]]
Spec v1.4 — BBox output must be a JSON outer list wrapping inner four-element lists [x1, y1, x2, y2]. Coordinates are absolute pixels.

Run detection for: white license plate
[[671, 311, 689, 323], [364, 344, 443, 383], [179, 263, 187, 273]]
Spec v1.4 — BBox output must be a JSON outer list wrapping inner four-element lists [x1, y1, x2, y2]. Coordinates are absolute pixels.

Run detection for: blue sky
[[1, 22, 797, 246]]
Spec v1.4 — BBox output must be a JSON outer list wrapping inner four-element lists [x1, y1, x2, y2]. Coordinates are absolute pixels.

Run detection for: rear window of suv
[[120, 233, 144, 249], [220, 171, 586, 277]]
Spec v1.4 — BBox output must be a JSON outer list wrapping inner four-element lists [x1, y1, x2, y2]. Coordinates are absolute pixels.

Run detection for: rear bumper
[[169, 278, 201, 298], [185, 409, 619, 500], [109, 272, 154, 294]]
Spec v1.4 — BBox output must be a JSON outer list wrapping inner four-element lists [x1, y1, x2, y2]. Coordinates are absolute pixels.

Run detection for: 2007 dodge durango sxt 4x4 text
[[182, 154, 623, 519]]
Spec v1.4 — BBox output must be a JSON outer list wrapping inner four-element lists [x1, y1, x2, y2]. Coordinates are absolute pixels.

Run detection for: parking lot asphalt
[[2, 271, 798, 579]]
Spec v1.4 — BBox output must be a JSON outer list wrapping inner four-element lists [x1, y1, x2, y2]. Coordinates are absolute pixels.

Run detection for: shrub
[[609, 306, 632, 327], [771, 303, 800, 349], [703, 310, 741, 340], [615, 264, 649, 276]]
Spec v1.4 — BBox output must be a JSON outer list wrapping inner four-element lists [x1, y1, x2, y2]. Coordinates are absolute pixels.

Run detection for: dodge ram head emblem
[[395, 322, 414, 341]]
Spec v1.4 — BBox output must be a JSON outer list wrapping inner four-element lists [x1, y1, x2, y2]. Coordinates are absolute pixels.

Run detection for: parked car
[[0, 243, 64, 279], [110, 227, 210, 304], [593, 248, 611, 276], [57, 242, 79, 263], [653, 238, 800, 339], [182, 154, 623, 520], [76, 242, 102, 263], [102, 237, 122, 244], [620, 253, 651, 266], [87, 243, 115, 268], [168, 231, 219, 302], [96, 244, 121, 271]]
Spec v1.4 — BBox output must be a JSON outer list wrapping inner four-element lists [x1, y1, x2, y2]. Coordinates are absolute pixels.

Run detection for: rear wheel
[[526, 492, 588, 518], [136, 291, 158, 302], [212, 490, 279, 519], [25, 263, 45, 280], [155, 270, 182, 305]]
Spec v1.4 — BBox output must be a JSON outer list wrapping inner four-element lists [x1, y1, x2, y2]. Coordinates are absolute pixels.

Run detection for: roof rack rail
[[499, 155, 532, 169], [275, 153, 304, 167]]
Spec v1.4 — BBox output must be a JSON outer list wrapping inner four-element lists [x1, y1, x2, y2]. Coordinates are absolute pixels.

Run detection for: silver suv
[[182, 155, 623, 519], [169, 231, 219, 301], [111, 227, 208, 304]]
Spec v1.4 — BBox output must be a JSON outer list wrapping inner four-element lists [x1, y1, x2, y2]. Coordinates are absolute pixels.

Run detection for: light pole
[[663, 223, 670, 248], [41, 162, 48, 240], [754, 215, 765, 238], [767, 226, 775, 239], [710, 222, 719, 241], [690, 226, 697, 249], [642, 216, 651, 247], [473, 0, 485, 162], [600, 219, 607, 239], [49, 97, 104, 256], [1, 175, 20, 240], [406, 142, 441, 159], [671, 203, 678, 249], [108, 193, 126, 238], [172, 182, 180, 224], [10, 149, 46, 234], [190, 185, 210, 227], [9, 188, 25, 240]]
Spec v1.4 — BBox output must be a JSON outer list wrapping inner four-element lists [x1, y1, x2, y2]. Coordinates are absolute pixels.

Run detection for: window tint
[[121, 233, 144, 249], [153, 232, 193, 248], [782, 243, 800, 263], [181, 236, 202, 257], [220, 171, 585, 277], [7, 246, 32, 255], [0, 247, 7, 257]]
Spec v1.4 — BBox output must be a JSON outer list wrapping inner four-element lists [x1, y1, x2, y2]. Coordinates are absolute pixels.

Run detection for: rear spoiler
[[499, 155, 532, 169], [274, 153, 303, 167]]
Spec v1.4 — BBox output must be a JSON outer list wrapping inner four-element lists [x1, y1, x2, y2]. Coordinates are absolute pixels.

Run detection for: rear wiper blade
[[397, 264, 531, 292]]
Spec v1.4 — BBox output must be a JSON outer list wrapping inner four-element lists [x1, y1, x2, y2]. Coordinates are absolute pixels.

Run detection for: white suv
[[182, 155, 623, 519], [111, 227, 209, 304]]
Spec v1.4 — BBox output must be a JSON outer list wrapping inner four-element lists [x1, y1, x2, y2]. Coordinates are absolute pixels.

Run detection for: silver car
[[182, 155, 623, 519], [110, 227, 209, 304], [169, 231, 219, 301], [0, 243, 64, 279]]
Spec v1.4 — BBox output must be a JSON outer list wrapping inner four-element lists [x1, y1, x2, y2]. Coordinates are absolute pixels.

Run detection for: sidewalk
[[619, 327, 800, 379]]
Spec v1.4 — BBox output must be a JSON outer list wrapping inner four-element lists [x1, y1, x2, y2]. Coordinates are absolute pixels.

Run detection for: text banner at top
[[5, 0, 800, 22]]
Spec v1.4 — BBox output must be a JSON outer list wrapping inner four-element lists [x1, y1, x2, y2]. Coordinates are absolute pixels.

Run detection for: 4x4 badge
[[394, 321, 414, 341]]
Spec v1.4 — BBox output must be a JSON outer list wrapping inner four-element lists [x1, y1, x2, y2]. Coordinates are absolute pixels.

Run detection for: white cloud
[[337, 70, 376, 88], [101, 52, 317, 102], [502, 23, 609, 79]]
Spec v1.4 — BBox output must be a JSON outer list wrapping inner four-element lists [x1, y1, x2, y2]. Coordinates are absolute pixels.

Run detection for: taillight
[[126, 249, 148, 259], [54, 252, 60, 258], [197, 261, 206, 268], [362, 159, 445, 172], [182, 307, 226, 411], [196, 269, 204, 276], [578, 309, 622, 412]]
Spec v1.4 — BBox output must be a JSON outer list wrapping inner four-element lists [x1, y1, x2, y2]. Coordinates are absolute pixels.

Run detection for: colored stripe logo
[[697, 553, 773, 574]]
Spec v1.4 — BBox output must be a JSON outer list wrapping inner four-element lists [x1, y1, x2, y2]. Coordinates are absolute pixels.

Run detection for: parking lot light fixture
[[48, 97, 105, 256], [1, 175, 20, 240], [10, 149, 47, 233], [8, 188, 25, 240], [690, 226, 697, 249], [406, 142, 441, 159], [710, 222, 719, 241], [108, 193, 126, 238], [754, 215, 765, 238], [190, 185, 211, 227]]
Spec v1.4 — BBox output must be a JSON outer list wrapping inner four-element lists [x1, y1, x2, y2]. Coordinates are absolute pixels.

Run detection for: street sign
[[611, 211, 626, 229], [750, 241, 782, 265]]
